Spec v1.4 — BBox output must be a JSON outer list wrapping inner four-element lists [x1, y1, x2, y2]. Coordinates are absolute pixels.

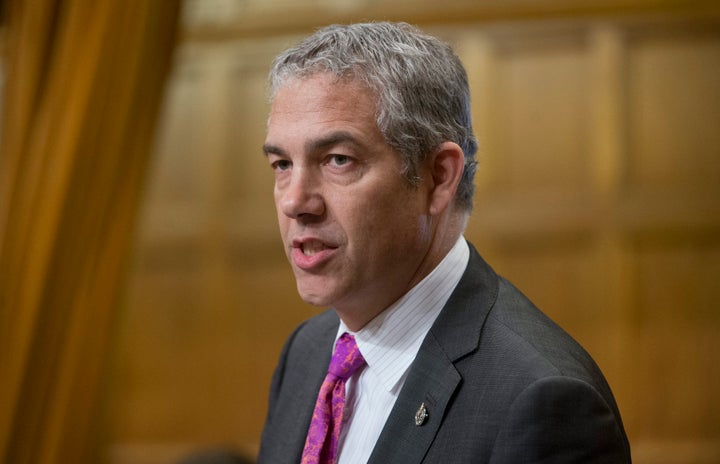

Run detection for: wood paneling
[[488, 28, 592, 193], [627, 25, 720, 190], [102, 7, 720, 464]]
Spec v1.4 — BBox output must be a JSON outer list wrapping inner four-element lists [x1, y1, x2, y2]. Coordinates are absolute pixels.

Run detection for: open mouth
[[300, 240, 328, 256], [291, 238, 338, 269]]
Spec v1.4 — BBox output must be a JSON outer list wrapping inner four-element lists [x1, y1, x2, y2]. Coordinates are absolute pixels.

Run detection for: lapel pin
[[414, 402, 428, 426]]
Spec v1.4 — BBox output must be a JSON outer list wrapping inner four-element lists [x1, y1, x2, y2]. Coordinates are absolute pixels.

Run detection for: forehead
[[269, 74, 376, 121], [266, 73, 384, 150]]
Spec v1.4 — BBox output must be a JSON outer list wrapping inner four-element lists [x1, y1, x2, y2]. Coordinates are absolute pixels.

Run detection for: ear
[[427, 141, 465, 216]]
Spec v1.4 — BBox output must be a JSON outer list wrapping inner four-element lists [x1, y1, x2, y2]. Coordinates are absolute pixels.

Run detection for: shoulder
[[436, 244, 594, 376], [447, 243, 623, 416], [432, 251, 630, 460], [483, 275, 609, 388], [449, 243, 601, 382]]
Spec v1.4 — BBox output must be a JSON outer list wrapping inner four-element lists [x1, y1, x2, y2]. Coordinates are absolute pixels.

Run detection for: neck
[[337, 211, 467, 332]]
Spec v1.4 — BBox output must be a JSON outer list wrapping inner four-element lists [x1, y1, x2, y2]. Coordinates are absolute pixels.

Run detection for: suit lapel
[[367, 334, 461, 463], [367, 243, 499, 463]]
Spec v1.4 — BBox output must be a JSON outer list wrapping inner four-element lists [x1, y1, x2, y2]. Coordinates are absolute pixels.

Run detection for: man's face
[[264, 74, 435, 329]]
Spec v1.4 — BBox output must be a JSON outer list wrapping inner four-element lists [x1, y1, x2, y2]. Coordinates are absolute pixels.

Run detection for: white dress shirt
[[334, 236, 470, 464]]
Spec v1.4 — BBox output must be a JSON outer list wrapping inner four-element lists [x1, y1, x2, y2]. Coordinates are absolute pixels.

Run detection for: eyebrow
[[262, 131, 363, 157], [262, 143, 286, 157]]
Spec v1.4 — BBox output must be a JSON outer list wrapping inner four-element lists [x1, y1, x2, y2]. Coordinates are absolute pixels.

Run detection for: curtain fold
[[0, 1, 181, 462]]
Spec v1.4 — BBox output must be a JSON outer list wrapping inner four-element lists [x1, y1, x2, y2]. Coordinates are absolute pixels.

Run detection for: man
[[258, 22, 630, 463]]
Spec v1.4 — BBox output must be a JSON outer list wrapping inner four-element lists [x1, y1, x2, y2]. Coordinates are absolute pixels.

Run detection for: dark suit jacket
[[258, 243, 631, 463]]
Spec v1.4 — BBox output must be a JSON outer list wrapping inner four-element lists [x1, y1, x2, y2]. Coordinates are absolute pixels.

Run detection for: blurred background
[[1, 0, 719, 463]]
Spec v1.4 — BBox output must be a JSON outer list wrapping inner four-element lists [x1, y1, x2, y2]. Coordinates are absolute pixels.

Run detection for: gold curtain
[[0, 0, 180, 463]]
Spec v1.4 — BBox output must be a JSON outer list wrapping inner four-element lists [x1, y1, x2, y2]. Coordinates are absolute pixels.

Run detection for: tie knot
[[327, 333, 365, 380]]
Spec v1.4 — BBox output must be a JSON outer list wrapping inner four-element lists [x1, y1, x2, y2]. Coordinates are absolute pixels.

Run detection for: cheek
[[355, 190, 423, 242]]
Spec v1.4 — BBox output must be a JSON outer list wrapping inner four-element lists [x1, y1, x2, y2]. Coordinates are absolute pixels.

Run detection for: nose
[[278, 167, 325, 220]]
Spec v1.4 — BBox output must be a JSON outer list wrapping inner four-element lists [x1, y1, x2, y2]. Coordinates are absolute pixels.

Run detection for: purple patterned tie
[[301, 333, 366, 464]]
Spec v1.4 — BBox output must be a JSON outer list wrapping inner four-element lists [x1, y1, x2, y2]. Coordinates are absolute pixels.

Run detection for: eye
[[328, 154, 352, 167], [271, 159, 292, 172]]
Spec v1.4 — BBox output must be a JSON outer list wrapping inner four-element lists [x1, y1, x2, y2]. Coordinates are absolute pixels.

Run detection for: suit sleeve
[[489, 376, 631, 463]]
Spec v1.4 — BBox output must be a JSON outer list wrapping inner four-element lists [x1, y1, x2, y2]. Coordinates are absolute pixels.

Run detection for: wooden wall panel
[[627, 26, 720, 190], [490, 29, 592, 193], [101, 9, 720, 464], [629, 235, 720, 438], [224, 53, 285, 241]]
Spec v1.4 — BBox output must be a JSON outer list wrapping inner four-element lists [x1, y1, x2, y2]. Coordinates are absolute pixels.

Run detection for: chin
[[294, 274, 341, 306], [296, 286, 334, 308]]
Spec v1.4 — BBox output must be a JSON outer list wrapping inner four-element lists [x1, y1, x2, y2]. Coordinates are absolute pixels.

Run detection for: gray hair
[[268, 22, 478, 212]]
